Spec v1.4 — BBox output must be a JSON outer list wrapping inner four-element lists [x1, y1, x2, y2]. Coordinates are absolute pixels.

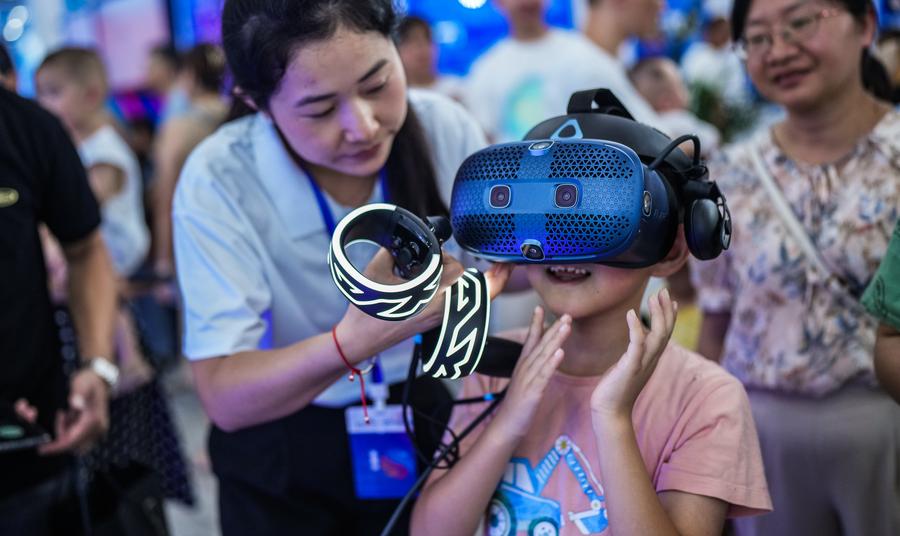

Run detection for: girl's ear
[[650, 225, 690, 279]]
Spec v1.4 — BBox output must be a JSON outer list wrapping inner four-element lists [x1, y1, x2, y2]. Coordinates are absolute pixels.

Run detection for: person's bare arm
[[87, 163, 125, 205], [35, 229, 118, 455], [153, 118, 198, 275], [411, 415, 525, 536], [411, 310, 571, 536], [191, 259, 513, 432], [64, 229, 117, 361], [697, 312, 731, 362], [588, 292, 730, 535], [191, 327, 371, 432], [595, 413, 729, 536], [874, 323, 900, 404]]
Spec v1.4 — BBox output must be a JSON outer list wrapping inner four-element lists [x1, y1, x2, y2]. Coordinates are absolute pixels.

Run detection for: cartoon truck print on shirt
[[488, 435, 609, 536]]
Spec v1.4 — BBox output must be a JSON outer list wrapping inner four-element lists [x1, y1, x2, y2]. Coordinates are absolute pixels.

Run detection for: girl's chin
[[539, 297, 596, 320]]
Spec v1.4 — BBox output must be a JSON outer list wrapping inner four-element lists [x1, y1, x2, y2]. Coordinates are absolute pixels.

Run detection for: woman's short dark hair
[[221, 0, 447, 217], [730, 0, 891, 100]]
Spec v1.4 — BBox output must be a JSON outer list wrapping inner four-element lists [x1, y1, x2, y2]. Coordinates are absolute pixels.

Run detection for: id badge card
[[345, 404, 417, 499]]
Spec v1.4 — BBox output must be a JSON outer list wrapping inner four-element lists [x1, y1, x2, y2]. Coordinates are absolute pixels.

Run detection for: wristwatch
[[86, 357, 120, 392]]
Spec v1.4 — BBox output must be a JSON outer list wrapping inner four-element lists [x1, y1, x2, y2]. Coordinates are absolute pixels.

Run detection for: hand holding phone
[[0, 401, 50, 453]]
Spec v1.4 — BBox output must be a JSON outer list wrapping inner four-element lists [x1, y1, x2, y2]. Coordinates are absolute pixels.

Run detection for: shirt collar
[[251, 113, 385, 240]]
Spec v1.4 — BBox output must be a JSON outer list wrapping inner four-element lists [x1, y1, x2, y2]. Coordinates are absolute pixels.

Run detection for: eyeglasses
[[733, 7, 844, 60]]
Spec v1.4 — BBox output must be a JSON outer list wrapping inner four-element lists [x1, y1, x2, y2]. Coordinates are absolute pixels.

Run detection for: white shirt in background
[[681, 42, 749, 105], [78, 124, 150, 277], [465, 29, 665, 143]]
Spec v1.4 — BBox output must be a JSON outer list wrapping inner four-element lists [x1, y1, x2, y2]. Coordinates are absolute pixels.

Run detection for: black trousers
[[0, 468, 82, 536], [211, 377, 453, 536]]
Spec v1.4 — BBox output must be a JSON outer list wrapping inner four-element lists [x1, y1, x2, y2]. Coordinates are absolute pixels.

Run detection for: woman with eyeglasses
[[692, 0, 900, 534]]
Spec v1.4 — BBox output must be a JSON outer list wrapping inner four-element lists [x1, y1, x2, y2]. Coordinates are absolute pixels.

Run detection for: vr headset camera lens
[[489, 185, 511, 208], [520, 240, 544, 261], [554, 184, 578, 208]]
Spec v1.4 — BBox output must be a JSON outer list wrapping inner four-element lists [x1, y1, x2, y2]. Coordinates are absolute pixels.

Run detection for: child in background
[[862, 219, 900, 403], [411, 229, 771, 535], [396, 16, 465, 103], [629, 57, 721, 156], [35, 48, 152, 391], [629, 56, 714, 350]]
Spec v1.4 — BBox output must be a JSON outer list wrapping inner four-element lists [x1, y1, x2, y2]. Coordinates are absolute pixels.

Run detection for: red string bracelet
[[332, 325, 369, 424]]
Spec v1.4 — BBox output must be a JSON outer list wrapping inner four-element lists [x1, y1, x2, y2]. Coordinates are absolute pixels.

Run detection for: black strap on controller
[[419, 268, 490, 379], [328, 204, 491, 378]]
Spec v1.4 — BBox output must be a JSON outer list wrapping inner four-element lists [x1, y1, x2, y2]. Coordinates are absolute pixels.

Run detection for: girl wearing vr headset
[[692, 0, 900, 533], [411, 234, 772, 533], [171, 0, 512, 533]]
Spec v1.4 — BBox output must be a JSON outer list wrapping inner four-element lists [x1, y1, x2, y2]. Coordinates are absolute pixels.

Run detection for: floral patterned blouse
[[691, 110, 900, 396]]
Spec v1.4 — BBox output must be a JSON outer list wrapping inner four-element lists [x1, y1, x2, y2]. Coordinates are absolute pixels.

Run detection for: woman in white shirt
[[173, 0, 507, 533]]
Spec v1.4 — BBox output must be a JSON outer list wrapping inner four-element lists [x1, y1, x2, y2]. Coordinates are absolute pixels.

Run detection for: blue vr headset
[[450, 89, 732, 267]]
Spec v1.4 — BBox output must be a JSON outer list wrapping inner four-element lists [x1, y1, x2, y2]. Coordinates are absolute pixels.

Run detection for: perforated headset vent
[[455, 145, 525, 182], [451, 213, 517, 254], [451, 140, 642, 260], [549, 143, 633, 179], [545, 213, 631, 255]]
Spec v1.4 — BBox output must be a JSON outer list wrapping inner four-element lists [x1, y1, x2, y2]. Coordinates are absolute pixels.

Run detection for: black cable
[[402, 338, 497, 469], [401, 338, 444, 467], [379, 390, 506, 536], [648, 133, 701, 171]]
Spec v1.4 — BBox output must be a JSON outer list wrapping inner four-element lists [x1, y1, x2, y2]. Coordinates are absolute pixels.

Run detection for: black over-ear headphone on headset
[[523, 89, 732, 261]]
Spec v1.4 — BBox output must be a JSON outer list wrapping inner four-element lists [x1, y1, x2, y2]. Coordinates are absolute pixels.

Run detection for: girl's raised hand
[[494, 307, 571, 440], [590, 289, 677, 426]]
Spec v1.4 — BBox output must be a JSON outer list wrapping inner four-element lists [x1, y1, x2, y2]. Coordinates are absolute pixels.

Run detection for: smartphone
[[0, 402, 51, 453]]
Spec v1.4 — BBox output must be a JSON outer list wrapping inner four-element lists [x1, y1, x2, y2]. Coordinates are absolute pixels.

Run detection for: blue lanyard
[[309, 169, 388, 382], [308, 168, 390, 236]]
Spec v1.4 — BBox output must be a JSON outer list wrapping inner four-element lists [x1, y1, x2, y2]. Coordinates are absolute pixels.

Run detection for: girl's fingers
[[623, 308, 646, 367], [643, 293, 670, 367], [521, 315, 571, 378], [511, 308, 550, 381], [660, 288, 676, 335], [520, 306, 545, 358], [530, 315, 570, 362], [535, 348, 566, 383]]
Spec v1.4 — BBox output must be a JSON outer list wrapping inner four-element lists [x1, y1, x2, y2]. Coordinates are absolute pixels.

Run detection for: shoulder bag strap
[[747, 142, 835, 279], [746, 140, 871, 315]]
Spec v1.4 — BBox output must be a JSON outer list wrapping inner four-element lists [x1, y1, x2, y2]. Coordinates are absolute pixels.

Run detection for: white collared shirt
[[173, 89, 487, 406]]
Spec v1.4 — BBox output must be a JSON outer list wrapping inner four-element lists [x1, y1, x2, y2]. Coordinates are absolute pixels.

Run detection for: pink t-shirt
[[443, 343, 771, 535]]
